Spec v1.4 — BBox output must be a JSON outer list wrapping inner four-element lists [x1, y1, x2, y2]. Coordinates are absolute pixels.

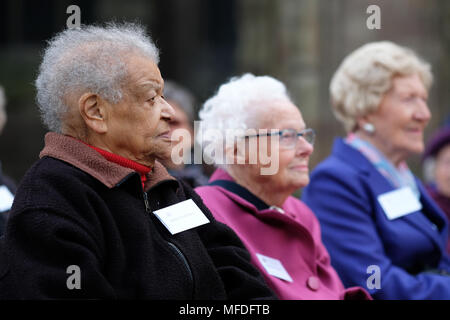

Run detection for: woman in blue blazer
[[302, 42, 450, 299]]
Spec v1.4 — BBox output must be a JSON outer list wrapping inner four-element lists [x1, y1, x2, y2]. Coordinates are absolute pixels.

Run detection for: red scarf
[[84, 143, 151, 189]]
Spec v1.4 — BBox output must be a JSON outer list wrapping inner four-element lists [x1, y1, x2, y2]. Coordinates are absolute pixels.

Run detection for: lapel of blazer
[[333, 138, 447, 253]]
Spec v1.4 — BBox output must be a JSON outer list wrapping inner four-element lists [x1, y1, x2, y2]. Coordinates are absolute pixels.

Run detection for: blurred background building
[[0, 0, 449, 183]]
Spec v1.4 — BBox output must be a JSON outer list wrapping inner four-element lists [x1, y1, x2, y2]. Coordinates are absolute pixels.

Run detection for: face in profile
[[435, 144, 450, 198], [240, 100, 314, 193], [103, 54, 175, 166], [165, 100, 195, 168], [366, 73, 431, 164]]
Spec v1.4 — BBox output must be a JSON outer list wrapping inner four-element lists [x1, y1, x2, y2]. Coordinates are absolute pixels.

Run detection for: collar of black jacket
[[208, 180, 270, 211], [39, 132, 176, 191]]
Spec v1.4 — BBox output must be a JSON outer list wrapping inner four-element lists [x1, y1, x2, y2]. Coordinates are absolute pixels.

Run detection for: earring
[[363, 123, 375, 134]]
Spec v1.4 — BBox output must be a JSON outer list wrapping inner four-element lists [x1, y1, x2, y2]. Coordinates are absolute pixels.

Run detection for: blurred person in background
[[0, 86, 16, 236], [160, 80, 209, 187], [423, 117, 450, 253], [302, 41, 450, 299], [0, 24, 276, 299], [195, 73, 371, 300]]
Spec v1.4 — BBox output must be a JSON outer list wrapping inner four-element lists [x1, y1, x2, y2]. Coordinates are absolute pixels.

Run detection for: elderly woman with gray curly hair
[[0, 24, 276, 300], [302, 41, 450, 299]]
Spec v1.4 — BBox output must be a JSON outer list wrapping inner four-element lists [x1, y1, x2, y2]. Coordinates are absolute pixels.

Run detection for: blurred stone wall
[[0, 0, 448, 182], [236, 0, 450, 173]]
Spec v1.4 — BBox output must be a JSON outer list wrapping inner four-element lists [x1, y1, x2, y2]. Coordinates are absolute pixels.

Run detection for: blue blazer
[[302, 138, 450, 299]]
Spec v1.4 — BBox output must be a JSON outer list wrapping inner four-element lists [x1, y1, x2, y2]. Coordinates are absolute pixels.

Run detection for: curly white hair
[[35, 22, 159, 132], [196, 73, 292, 165]]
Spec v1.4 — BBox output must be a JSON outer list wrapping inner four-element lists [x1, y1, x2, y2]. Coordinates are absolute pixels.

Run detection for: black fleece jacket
[[0, 133, 275, 300]]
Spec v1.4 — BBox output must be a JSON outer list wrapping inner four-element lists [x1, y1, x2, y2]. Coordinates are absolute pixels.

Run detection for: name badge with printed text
[[377, 187, 422, 220], [256, 253, 293, 282], [153, 199, 210, 235]]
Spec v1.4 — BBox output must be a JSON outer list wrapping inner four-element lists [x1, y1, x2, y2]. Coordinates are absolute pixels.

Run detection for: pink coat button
[[307, 276, 320, 291]]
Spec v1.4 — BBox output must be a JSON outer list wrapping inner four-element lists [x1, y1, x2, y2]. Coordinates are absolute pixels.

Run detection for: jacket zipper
[[143, 192, 151, 213], [142, 190, 194, 296]]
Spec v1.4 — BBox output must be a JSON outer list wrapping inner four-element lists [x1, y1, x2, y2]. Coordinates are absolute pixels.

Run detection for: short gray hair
[[197, 73, 292, 165], [330, 41, 433, 132], [0, 86, 6, 134], [35, 22, 159, 132]]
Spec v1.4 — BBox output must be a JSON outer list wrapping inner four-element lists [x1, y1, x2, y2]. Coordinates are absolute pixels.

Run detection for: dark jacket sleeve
[[179, 180, 277, 300], [0, 207, 116, 299]]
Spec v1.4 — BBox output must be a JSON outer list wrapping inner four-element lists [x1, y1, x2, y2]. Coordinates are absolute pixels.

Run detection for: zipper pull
[[143, 192, 151, 213]]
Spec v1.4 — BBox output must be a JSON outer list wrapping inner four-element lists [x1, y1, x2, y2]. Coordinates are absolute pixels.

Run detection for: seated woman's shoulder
[[13, 157, 99, 209], [310, 154, 358, 180]]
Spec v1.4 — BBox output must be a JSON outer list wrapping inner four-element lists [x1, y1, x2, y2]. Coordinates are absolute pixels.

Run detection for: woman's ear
[[225, 140, 248, 165], [236, 142, 248, 164], [356, 114, 376, 135], [78, 93, 108, 134]]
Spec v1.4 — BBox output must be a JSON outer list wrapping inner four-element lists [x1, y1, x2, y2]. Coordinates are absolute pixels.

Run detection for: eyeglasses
[[243, 128, 316, 149]]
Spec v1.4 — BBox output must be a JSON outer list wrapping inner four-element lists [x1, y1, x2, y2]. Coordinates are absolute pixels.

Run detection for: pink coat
[[195, 169, 371, 300]]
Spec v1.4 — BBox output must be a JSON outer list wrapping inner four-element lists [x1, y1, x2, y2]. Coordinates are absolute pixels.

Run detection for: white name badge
[[377, 187, 422, 220], [0, 185, 14, 212], [153, 199, 210, 235], [256, 253, 293, 282]]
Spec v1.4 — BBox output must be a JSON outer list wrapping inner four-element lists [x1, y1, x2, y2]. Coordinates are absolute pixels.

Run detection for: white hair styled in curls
[[35, 22, 159, 133], [196, 73, 292, 165], [330, 41, 433, 133]]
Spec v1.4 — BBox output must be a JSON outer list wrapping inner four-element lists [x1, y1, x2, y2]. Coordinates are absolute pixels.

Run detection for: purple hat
[[423, 126, 450, 160]]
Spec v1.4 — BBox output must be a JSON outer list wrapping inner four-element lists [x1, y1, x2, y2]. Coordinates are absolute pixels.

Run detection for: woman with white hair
[[0, 24, 276, 299], [302, 41, 450, 299], [195, 73, 371, 300]]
